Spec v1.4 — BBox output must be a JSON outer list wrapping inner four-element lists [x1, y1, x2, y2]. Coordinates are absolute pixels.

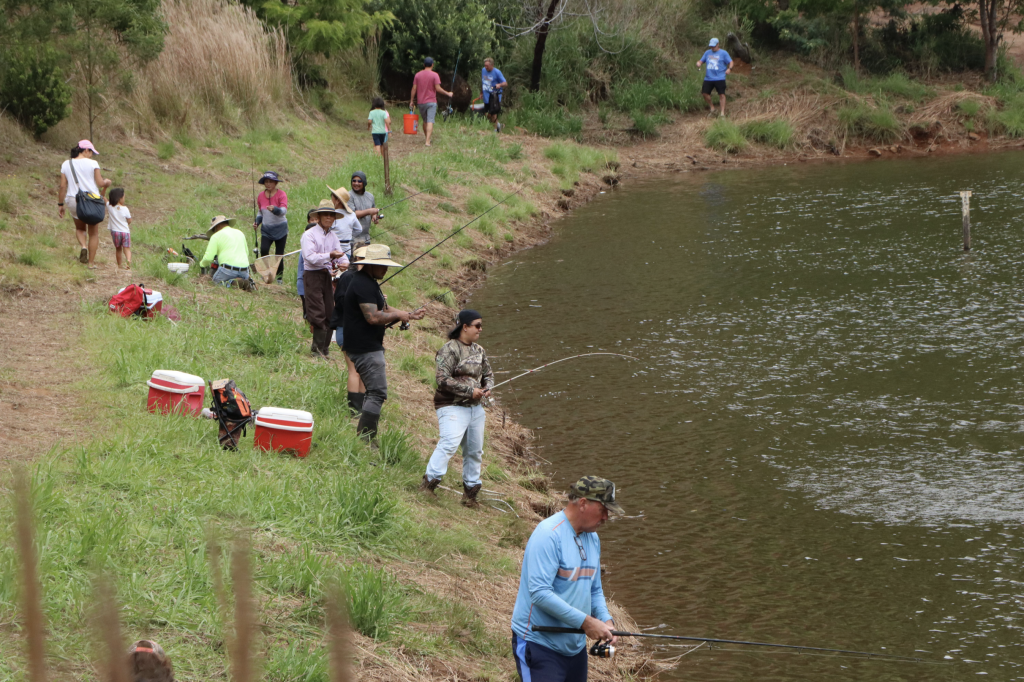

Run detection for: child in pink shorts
[[107, 187, 132, 269]]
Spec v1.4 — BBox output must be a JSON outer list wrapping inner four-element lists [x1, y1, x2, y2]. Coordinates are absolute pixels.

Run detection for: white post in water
[[960, 190, 972, 252]]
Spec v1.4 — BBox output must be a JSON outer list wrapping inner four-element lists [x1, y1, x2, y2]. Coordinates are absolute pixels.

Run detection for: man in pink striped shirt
[[301, 203, 349, 357]]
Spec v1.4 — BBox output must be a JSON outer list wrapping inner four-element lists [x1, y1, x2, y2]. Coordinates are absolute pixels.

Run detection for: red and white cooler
[[254, 407, 314, 458], [146, 370, 205, 416]]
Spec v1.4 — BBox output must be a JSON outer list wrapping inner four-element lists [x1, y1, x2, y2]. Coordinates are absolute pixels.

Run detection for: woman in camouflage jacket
[[420, 309, 494, 507]]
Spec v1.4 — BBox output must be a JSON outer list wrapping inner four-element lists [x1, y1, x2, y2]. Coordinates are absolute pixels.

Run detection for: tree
[[1, 0, 166, 139], [496, 0, 622, 92], [966, 0, 1024, 80], [376, 0, 494, 80], [244, 0, 393, 87]]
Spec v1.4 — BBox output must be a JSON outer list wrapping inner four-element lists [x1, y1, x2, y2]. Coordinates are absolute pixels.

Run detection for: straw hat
[[206, 215, 235, 236], [327, 184, 352, 213], [311, 198, 343, 217], [358, 243, 402, 267], [353, 246, 369, 259]]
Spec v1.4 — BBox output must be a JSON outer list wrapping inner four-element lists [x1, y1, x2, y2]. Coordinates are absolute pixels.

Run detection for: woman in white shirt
[[57, 139, 112, 268]]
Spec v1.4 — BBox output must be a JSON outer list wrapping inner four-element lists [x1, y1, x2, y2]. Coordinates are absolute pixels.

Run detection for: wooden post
[[382, 140, 393, 197], [960, 190, 972, 252]]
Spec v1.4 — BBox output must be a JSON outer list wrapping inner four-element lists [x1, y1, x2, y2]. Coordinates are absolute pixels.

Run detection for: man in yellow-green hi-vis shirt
[[199, 215, 252, 288]]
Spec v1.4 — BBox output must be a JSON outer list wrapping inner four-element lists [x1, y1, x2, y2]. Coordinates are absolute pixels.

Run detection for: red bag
[[108, 284, 148, 317]]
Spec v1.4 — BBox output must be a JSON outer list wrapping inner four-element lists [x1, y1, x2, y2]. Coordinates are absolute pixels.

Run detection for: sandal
[[79, 248, 88, 263]]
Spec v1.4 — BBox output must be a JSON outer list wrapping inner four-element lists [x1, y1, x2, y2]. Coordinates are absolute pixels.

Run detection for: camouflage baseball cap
[[570, 476, 625, 516]]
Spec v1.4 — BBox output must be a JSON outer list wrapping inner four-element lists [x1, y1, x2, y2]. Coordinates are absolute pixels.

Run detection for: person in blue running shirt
[[697, 37, 733, 117], [511, 476, 624, 682], [481, 58, 507, 133]]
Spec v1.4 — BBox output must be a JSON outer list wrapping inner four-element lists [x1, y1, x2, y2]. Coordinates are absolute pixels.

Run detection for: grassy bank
[[0, 112, 637, 681]]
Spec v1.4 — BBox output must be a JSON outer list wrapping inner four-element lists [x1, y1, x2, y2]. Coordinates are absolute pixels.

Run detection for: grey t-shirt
[[348, 189, 375, 244]]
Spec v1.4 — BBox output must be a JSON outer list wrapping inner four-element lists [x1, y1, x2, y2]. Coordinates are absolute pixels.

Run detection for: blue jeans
[[212, 265, 250, 286], [425, 404, 484, 486]]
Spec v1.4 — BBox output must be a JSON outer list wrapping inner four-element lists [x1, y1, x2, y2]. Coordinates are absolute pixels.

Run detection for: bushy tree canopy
[[376, 0, 495, 76]]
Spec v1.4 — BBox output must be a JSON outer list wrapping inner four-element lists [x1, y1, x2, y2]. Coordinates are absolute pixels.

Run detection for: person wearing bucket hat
[[697, 37, 733, 117], [301, 201, 349, 357], [254, 171, 289, 284], [343, 243, 425, 443], [327, 184, 363, 257], [348, 171, 379, 248], [510, 476, 623, 682], [199, 215, 253, 289], [420, 309, 494, 507]]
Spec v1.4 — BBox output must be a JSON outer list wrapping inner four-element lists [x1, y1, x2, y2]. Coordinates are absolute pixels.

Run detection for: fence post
[[960, 190, 972, 252]]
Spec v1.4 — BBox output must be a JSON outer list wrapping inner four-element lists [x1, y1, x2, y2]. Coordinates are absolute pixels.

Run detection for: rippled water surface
[[471, 153, 1024, 681]]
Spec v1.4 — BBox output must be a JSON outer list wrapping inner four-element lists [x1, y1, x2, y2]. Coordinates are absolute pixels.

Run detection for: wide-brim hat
[[207, 215, 235, 236], [358, 243, 402, 267], [311, 198, 343, 217], [258, 171, 282, 185], [353, 246, 369, 259], [327, 185, 352, 213]]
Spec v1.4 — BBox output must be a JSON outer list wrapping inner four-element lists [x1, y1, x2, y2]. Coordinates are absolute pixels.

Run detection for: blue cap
[[709, 38, 719, 47], [424, 57, 434, 66]]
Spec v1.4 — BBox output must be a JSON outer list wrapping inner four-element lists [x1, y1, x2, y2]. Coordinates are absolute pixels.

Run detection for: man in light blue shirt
[[481, 58, 507, 133], [511, 476, 624, 682], [697, 37, 734, 117]]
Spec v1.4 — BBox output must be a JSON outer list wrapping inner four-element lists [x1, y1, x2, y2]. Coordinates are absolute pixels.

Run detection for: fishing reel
[[589, 642, 615, 659]]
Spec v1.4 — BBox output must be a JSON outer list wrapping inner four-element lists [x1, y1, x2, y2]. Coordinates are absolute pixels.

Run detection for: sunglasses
[[469, 322, 483, 329], [572, 534, 587, 562]]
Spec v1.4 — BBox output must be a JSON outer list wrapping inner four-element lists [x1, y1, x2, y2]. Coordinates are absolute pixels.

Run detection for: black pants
[[260, 234, 287, 279], [303, 269, 333, 331]]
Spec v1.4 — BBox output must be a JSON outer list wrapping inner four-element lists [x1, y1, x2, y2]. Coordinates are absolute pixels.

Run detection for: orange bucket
[[403, 112, 419, 135]]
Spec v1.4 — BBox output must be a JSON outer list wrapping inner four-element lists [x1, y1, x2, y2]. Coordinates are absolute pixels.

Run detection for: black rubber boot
[[461, 483, 482, 509], [347, 392, 361, 415], [310, 330, 323, 356], [311, 330, 330, 357], [357, 412, 380, 446], [419, 475, 441, 496], [353, 392, 365, 412]]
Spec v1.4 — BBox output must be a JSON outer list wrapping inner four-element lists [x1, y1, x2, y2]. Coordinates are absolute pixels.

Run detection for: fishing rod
[[491, 353, 639, 390], [381, 187, 524, 284], [443, 50, 461, 121], [250, 157, 259, 262], [373, 190, 428, 233], [531, 626, 934, 663]]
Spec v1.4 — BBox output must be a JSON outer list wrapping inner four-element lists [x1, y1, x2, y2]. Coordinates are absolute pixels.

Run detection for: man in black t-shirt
[[343, 244, 426, 443]]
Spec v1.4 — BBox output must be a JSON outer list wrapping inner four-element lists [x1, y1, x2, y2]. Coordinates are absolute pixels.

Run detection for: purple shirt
[[300, 225, 348, 271]]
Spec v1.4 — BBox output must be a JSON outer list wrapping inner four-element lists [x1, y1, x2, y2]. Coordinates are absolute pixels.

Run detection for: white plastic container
[[168, 262, 189, 274], [254, 406, 314, 457]]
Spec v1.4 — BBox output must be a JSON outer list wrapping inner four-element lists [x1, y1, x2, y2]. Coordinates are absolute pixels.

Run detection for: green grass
[[157, 141, 176, 160], [958, 99, 982, 117], [740, 119, 796, 149], [840, 67, 935, 103], [838, 102, 905, 143], [987, 97, 1024, 137], [705, 118, 748, 153], [17, 248, 46, 266], [542, 142, 617, 188]]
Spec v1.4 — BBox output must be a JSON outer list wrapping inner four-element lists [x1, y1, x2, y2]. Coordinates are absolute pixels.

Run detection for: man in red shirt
[[409, 57, 453, 147]]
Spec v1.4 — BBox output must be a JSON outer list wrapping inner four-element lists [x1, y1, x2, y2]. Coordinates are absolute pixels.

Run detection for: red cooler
[[146, 370, 205, 416], [254, 407, 314, 458]]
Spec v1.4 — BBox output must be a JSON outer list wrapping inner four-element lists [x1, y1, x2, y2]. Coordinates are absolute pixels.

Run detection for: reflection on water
[[472, 153, 1024, 681]]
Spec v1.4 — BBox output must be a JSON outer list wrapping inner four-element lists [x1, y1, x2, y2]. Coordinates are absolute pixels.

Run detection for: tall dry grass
[[134, 0, 293, 131]]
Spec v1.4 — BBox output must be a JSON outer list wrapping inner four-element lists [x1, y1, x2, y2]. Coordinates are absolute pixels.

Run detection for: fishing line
[[491, 353, 639, 390], [381, 187, 524, 284], [531, 626, 936, 664]]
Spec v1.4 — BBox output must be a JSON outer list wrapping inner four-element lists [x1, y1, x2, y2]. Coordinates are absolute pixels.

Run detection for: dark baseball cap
[[424, 57, 434, 66], [570, 476, 624, 515]]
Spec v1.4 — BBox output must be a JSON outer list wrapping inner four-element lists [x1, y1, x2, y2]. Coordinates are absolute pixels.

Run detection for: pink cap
[[78, 139, 99, 155]]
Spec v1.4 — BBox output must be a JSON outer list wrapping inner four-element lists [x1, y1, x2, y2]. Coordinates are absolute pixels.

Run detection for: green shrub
[[987, 97, 1024, 138], [740, 119, 795, 149], [378, 0, 494, 78], [958, 99, 982, 117], [705, 118, 747, 153], [157, 141, 176, 159], [838, 103, 904, 143], [265, 643, 328, 682], [630, 111, 660, 138], [0, 48, 72, 136]]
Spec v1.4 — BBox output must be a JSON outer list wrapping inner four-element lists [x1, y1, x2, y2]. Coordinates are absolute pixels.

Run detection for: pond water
[[472, 152, 1024, 681]]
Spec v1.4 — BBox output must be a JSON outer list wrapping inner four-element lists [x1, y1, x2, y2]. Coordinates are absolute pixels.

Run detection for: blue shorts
[[335, 328, 344, 348], [512, 633, 587, 682], [372, 133, 388, 146]]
